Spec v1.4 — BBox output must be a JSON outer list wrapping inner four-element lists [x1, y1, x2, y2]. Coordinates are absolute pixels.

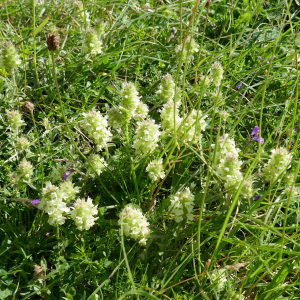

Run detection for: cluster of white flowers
[[157, 74, 175, 103], [83, 28, 102, 55], [9, 158, 34, 187], [50, 162, 65, 183], [210, 61, 224, 87], [286, 49, 300, 63], [199, 75, 211, 91], [16, 136, 30, 151], [218, 110, 230, 122], [6, 110, 25, 132], [212, 90, 224, 107], [179, 109, 207, 144], [262, 148, 292, 182], [168, 187, 195, 223], [108, 82, 148, 128], [39, 181, 98, 229], [284, 186, 298, 197], [70, 197, 98, 231], [120, 82, 142, 118], [210, 268, 227, 292], [94, 19, 107, 37], [107, 107, 125, 129], [160, 100, 182, 135], [76, 1, 90, 27], [38, 182, 70, 226], [157, 74, 207, 143], [134, 102, 149, 120], [60, 181, 80, 204], [146, 158, 165, 182], [0, 41, 21, 74], [133, 119, 160, 156], [86, 154, 107, 176], [82, 109, 112, 151], [284, 173, 298, 197], [213, 134, 240, 164], [175, 36, 199, 62], [118, 205, 150, 245], [213, 134, 252, 198]]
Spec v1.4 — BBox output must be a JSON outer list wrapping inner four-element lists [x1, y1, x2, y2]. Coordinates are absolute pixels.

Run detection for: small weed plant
[[0, 0, 300, 299]]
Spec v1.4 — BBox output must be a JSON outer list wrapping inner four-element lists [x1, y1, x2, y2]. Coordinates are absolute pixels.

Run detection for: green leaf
[[33, 14, 51, 37]]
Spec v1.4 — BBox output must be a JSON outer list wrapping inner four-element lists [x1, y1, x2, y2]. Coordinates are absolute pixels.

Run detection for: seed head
[[23, 101, 34, 112], [46, 33, 59, 51]]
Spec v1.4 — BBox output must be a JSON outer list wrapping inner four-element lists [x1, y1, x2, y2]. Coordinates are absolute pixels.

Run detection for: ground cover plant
[[0, 0, 300, 299]]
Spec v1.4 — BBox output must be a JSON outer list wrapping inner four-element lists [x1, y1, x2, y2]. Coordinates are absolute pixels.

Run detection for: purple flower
[[253, 195, 262, 200], [251, 126, 259, 136], [251, 126, 264, 145], [269, 55, 276, 60], [172, 27, 177, 35], [236, 83, 243, 90], [291, 140, 294, 146], [63, 171, 72, 181], [32, 199, 40, 205], [266, 61, 269, 64], [252, 135, 264, 145], [258, 56, 263, 61], [294, 127, 298, 132]]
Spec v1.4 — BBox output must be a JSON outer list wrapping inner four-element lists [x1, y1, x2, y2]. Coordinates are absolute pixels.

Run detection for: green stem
[[124, 121, 140, 202], [50, 51, 119, 204], [30, 110, 44, 190], [32, 0, 44, 104]]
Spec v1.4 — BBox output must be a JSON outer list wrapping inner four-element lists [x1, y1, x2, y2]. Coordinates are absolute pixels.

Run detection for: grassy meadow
[[0, 0, 300, 299]]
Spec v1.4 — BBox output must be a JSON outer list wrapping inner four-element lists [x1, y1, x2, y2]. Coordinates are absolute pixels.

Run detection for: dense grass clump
[[0, 0, 300, 299]]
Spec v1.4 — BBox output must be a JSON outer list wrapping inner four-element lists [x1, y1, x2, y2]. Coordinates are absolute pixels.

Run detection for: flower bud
[[107, 107, 125, 129], [0, 41, 21, 74], [83, 28, 102, 55], [94, 19, 107, 36], [6, 110, 25, 132], [16, 136, 30, 151], [175, 37, 199, 62], [9, 158, 34, 187], [210, 61, 224, 87]]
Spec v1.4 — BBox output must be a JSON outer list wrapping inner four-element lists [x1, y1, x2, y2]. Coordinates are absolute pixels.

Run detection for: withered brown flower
[[46, 33, 59, 51], [23, 101, 34, 112]]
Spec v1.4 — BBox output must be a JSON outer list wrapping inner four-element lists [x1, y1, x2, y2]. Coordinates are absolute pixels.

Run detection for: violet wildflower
[[252, 135, 264, 145], [62, 171, 72, 181], [251, 126, 264, 145], [253, 195, 262, 200], [251, 126, 259, 136], [236, 83, 243, 90], [32, 199, 41, 205], [258, 56, 263, 61]]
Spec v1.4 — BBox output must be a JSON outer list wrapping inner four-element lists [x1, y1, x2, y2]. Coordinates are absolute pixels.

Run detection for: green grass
[[0, 0, 300, 299]]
